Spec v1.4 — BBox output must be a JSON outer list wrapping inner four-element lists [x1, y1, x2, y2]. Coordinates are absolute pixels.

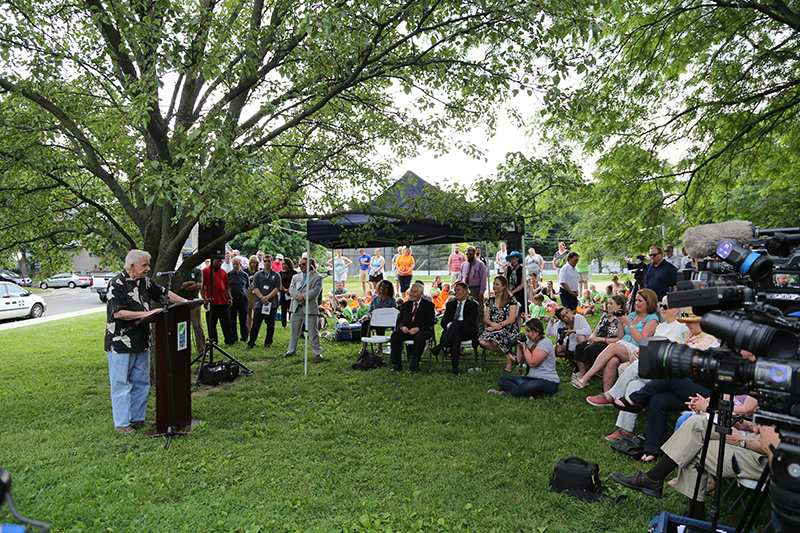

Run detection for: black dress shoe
[[451, 369, 461, 376], [390, 365, 402, 372], [245, 344, 254, 350], [610, 471, 663, 498], [429, 345, 441, 356], [408, 367, 419, 374]]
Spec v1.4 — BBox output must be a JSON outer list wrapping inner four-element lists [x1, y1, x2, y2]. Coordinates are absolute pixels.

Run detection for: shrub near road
[[1, 313, 759, 532]]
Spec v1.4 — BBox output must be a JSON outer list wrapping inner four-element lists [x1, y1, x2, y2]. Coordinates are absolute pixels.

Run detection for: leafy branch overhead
[[0, 0, 571, 276], [543, 0, 800, 251]]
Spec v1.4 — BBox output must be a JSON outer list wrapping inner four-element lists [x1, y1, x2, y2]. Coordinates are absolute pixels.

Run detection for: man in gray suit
[[283, 257, 324, 360]]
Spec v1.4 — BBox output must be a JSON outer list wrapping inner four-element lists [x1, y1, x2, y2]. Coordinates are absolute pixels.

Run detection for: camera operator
[[642, 246, 678, 300], [546, 306, 592, 371], [487, 318, 559, 397]]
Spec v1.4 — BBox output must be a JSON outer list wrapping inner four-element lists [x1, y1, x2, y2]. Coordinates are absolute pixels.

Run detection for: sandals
[[572, 377, 588, 390], [614, 396, 642, 413]]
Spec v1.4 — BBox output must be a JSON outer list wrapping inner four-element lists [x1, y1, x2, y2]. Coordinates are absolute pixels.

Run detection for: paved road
[[0, 287, 105, 332]]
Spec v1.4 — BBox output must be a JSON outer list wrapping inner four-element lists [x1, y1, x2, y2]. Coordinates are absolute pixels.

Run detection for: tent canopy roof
[[306, 171, 523, 248]]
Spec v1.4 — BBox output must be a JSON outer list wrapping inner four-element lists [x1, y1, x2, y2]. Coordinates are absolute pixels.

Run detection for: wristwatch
[[739, 439, 747, 448]]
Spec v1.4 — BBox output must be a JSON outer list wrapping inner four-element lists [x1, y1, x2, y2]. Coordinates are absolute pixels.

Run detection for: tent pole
[[522, 233, 528, 326], [304, 239, 310, 376]]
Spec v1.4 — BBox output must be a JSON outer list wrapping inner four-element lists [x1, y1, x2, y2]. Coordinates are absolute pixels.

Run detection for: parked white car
[[0, 281, 46, 320]]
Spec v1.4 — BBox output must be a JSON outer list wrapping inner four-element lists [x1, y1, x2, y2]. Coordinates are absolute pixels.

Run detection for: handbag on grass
[[611, 434, 646, 460]]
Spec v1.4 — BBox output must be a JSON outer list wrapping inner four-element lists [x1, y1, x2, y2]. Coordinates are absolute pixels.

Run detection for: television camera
[[638, 221, 800, 531]]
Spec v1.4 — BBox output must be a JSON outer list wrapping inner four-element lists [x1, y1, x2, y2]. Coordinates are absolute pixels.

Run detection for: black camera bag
[[549, 456, 626, 503], [549, 456, 602, 494], [199, 360, 240, 386]]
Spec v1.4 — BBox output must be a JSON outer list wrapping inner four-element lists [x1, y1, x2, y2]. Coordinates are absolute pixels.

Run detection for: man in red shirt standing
[[203, 258, 236, 345]]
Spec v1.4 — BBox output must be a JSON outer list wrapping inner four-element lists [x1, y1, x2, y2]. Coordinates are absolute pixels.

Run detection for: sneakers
[[115, 426, 137, 435], [610, 471, 663, 498], [605, 428, 633, 441], [487, 389, 502, 395], [587, 394, 614, 406]]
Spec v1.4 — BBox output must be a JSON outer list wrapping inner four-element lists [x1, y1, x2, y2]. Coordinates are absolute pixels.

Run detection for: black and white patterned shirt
[[104, 270, 167, 353]]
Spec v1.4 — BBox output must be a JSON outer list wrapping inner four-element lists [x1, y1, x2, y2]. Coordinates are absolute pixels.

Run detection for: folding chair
[[441, 338, 479, 370], [362, 308, 399, 361]]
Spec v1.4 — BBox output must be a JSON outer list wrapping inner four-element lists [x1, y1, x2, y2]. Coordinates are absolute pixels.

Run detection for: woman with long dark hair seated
[[488, 318, 559, 397], [478, 276, 520, 372]]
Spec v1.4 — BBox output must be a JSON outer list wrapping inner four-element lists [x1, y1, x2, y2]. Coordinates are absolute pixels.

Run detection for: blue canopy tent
[[306, 171, 524, 248]]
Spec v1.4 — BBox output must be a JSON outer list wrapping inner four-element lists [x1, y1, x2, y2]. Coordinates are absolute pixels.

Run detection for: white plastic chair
[[362, 308, 399, 357]]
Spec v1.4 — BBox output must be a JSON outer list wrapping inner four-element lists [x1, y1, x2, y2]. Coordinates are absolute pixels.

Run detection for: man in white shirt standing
[[558, 252, 580, 310]]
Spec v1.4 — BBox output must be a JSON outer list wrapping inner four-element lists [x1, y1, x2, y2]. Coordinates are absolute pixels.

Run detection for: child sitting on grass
[[590, 284, 601, 303], [355, 297, 369, 320], [580, 289, 596, 315], [336, 299, 355, 323]]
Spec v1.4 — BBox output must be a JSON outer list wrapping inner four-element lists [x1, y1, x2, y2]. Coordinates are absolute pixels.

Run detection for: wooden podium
[[146, 300, 204, 434]]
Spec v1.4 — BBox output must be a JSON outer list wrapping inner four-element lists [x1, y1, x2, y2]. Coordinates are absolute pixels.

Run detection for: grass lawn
[[0, 309, 755, 532]]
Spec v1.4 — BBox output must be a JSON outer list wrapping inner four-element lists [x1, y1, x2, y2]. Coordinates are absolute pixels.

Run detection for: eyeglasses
[[660, 304, 669, 309], [649, 253, 660, 257]]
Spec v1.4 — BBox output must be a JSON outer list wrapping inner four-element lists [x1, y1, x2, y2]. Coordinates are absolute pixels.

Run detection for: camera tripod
[[691, 391, 772, 533]]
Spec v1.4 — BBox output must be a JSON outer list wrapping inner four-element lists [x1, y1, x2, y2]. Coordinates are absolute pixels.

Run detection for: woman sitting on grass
[[572, 288, 659, 390], [488, 318, 559, 397], [478, 276, 519, 372]]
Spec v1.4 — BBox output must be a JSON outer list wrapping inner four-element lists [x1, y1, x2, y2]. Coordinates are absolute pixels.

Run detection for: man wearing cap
[[177, 252, 205, 355], [272, 253, 284, 273]]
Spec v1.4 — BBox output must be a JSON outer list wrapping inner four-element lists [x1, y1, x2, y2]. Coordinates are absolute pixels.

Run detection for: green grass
[[0, 312, 752, 532]]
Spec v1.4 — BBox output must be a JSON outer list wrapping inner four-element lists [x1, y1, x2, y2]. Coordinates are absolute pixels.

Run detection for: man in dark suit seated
[[430, 281, 479, 376], [389, 283, 435, 374]]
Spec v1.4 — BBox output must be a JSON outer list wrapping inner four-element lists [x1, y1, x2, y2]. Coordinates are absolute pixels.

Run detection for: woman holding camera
[[546, 306, 592, 370], [478, 276, 520, 371], [572, 288, 659, 390], [573, 294, 627, 378], [488, 318, 559, 397]]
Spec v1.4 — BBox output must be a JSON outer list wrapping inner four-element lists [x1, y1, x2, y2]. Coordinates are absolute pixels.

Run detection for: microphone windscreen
[[682, 220, 756, 259]]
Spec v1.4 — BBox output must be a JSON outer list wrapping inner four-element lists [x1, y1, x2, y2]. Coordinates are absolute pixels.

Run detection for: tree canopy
[[0, 0, 571, 277], [542, 0, 800, 255]]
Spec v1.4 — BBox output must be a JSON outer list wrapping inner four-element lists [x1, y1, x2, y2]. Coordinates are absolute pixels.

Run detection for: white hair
[[232, 256, 242, 265], [125, 250, 150, 268]]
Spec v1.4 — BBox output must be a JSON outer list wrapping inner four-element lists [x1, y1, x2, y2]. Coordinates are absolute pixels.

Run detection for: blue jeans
[[107, 349, 150, 427], [497, 375, 559, 398]]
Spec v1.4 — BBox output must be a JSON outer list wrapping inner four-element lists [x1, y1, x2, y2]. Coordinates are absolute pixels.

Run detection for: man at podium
[[105, 250, 186, 435]]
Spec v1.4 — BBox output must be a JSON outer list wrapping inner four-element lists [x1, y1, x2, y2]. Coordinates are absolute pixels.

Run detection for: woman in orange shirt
[[395, 247, 415, 297]]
